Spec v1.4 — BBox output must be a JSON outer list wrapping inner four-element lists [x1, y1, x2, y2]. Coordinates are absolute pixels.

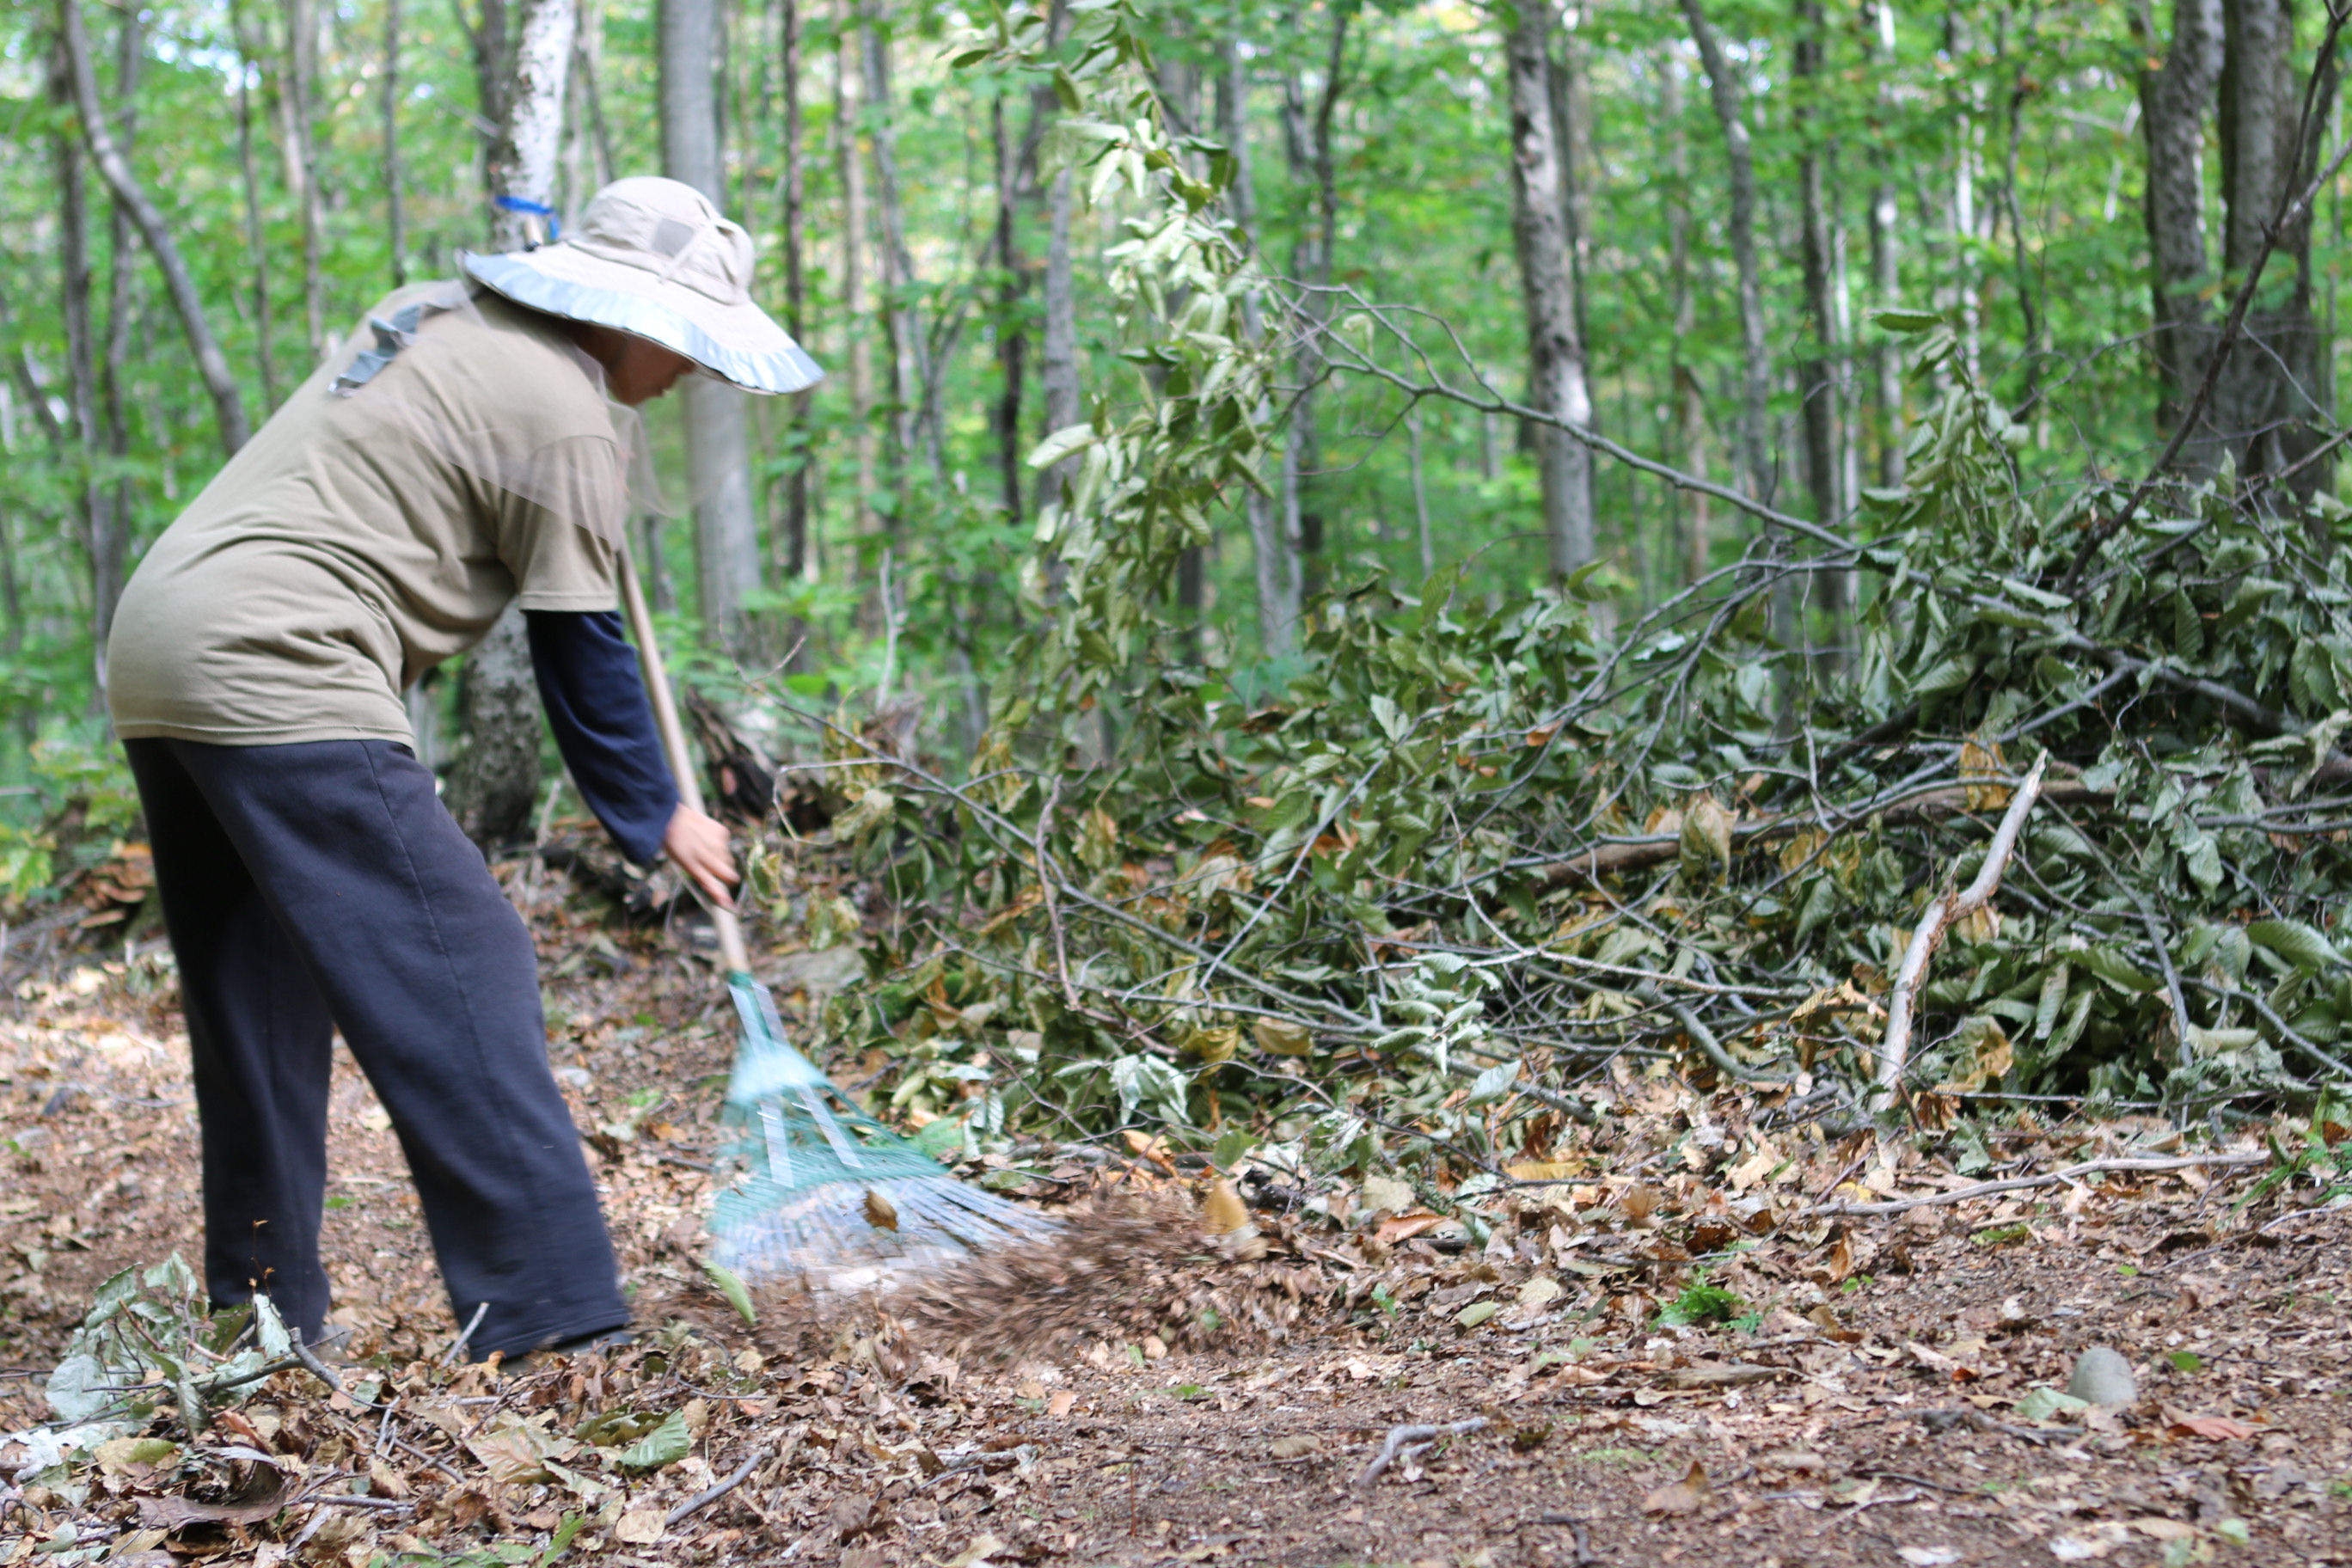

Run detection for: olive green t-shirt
[[108, 285, 626, 747]]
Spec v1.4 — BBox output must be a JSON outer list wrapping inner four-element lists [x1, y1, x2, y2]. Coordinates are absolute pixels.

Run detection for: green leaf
[[1028, 422, 1097, 470], [1463, 1058, 1521, 1107], [619, 1410, 692, 1470], [2075, 946, 2161, 994], [1874, 309, 1946, 334], [2015, 1386, 2091, 1422], [2247, 919, 2341, 971], [1456, 1300, 1498, 1328], [703, 1263, 757, 1327]]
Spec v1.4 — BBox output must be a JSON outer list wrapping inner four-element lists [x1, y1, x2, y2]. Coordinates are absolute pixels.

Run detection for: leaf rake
[[617, 546, 1058, 1290]]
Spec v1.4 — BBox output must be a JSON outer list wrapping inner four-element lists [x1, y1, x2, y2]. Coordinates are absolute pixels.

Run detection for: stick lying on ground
[[1874, 753, 2049, 1112], [1810, 1152, 2266, 1216], [1355, 1418, 1487, 1489]]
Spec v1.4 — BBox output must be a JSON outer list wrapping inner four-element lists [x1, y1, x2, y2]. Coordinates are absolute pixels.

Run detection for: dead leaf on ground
[[1641, 1459, 1712, 1516], [134, 1465, 295, 1530], [612, 1509, 665, 1545], [1269, 1434, 1321, 1460], [2162, 1407, 2258, 1441]]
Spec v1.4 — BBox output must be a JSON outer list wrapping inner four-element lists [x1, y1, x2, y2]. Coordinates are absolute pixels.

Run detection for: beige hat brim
[[460, 244, 824, 396]]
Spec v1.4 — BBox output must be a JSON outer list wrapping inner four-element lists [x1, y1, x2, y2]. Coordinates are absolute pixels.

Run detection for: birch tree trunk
[[488, 0, 577, 247], [59, 0, 250, 457], [1504, 0, 1595, 580], [1220, 35, 1295, 655], [1680, 0, 1772, 504], [450, 0, 578, 847], [661, 0, 763, 656], [1866, 0, 1905, 486]]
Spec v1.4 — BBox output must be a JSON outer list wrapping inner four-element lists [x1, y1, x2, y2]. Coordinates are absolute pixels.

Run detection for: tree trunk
[[1998, 10, 2043, 411], [861, 3, 942, 484], [383, 0, 407, 285], [837, 9, 879, 584], [1278, 9, 1347, 597], [992, 91, 1026, 525], [1663, 55, 1712, 584], [59, 0, 250, 456], [1504, 0, 1595, 580], [661, 0, 763, 656], [447, 615, 542, 846], [1219, 37, 1295, 657], [51, 29, 105, 705], [778, 0, 812, 585], [2214, 0, 2333, 489], [94, 5, 142, 700], [1866, 2, 1905, 487], [1680, 0, 1771, 505], [1038, 165, 1080, 504], [283, 0, 327, 363], [489, 0, 575, 247], [2141, 0, 2225, 463], [229, 0, 280, 409], [450, 0, 577, 847], [1793, 0, 1844, 663]]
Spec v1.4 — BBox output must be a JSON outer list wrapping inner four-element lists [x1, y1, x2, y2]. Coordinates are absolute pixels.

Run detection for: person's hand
[[663, 804, 738, 910]]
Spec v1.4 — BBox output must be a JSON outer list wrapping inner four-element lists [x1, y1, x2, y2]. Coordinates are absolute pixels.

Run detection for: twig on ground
[[1875, 754, 2049, 1111], [1354, 1418, 1487, 1489], [289, 1329, 349, 1401], [440, 1302, 490, 1366], [292, 1490, 413, 1511], [666, 1444, 769, 1528], [1810, 1153, 2264, 1216]]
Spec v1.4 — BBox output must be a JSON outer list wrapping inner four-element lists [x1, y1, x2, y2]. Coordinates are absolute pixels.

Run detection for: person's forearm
[[523, 609, 675, 863]]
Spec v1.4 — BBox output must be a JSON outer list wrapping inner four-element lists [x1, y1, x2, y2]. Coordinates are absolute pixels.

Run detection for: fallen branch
[[1353, 1417, 1487, 1489], [1809, 1152, 2266, 1216], [1873, 754, 2049, 1112], [667, 1444, 769, 1528], [1528, 773, 2098, 890]]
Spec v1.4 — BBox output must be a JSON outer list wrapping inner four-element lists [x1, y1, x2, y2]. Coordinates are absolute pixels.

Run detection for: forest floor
[[2, 840, 2349, 1568]]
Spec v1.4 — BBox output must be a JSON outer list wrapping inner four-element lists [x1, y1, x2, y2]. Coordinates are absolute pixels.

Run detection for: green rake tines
[[707, 975, 1061, 1287], [617, 542, 1057, 1289]]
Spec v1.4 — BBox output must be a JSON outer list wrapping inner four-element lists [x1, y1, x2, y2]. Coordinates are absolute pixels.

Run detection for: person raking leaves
[[103, 177, 823, 1362]]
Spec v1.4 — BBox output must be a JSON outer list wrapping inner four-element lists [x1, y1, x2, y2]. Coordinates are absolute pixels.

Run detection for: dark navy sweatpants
[[125, 737, 627, 1358]]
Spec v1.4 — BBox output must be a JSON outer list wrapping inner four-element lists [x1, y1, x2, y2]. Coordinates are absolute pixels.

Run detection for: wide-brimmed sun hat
[[460, 176, 823, 396]]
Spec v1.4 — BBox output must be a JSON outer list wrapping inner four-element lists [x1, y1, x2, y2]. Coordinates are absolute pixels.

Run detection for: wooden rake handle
[[615, 537, 754, 976]]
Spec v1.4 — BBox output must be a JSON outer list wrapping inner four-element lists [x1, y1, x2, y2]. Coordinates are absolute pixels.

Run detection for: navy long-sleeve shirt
[[524, 609, 676, 865]]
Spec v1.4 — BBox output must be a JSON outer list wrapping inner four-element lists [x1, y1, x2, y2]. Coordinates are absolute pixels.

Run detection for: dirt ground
[[3, 851, 2349, 1568]]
